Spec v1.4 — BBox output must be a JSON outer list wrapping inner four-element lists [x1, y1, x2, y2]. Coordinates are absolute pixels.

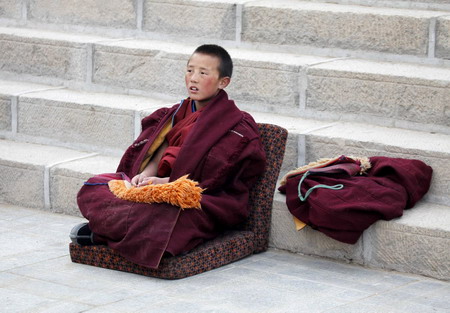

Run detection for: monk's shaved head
[[191, 44, 233, 78]]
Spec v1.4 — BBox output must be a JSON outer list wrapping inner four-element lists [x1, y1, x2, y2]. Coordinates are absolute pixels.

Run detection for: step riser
[[143, 1, 236, 41], [18, 98, 136, 153], [28, 0, 137, 30], [50, 167, 93, 217], [1, 34, 450, 134], [306, 76, 450, 133], [244, 4, 430, 57], [437, 17, 450, 59], [271, 196, 450, 281], [1, 1, 450, 61], [364, 220, 450, 281], [0, 33, 87, 82], [0, 162, 46, 209], [92, 44, 187, 98]]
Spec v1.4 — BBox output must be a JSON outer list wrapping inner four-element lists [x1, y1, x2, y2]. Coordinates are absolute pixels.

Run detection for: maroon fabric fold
[[279, 156, 432, 244], [156, 99, 202, 177]]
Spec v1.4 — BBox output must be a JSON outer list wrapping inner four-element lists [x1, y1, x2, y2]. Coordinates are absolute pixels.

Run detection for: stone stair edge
[[2, 136, 448, 220], [270, 192, 450, 280], [1, 0, 450, 67], [250, 112, 450, 154], [1, 24, 450, 124], [304, 0, 450, 11], [2, 30, 449, 134], [1, 77, 449, 155], [273, 192, 450, 234], [1, 24, 449, 73], [2, 98, 450, 157], [1, 138, 448, 280], [246, 0, 449, 14]]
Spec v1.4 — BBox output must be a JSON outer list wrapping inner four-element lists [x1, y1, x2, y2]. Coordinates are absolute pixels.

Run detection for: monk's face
[[185, 53, 230, 109]]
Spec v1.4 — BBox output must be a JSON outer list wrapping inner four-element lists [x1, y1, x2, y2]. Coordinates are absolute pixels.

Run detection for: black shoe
[[70, 223, 95, 245]]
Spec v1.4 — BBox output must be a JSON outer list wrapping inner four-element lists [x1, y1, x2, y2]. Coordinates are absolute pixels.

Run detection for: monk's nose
[[190, 72, 199, 82]]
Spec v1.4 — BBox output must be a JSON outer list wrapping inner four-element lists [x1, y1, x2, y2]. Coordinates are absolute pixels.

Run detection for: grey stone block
[[0, 28, 88, 82], [436, 16, 450, 59], [228, 51, 329, 114], [0, 97, 11, 131], [0, 139, 94, 209], [18, 88, 165, 153], [92, 41, 189, 97], [272, 189, 450, 280], [270, 193, 364, 264], [0, 1, 22, 19], [364, 202, 450, 280], [242, 1, 436, 56], [28, 0, 137, 29], [143, 0, 236, 40], [50, 155, 118, 216], [229, 59, 300, 113], [0, 159, 45, 209], [306, 59, 450, 129], [279, 133, 298, 179]]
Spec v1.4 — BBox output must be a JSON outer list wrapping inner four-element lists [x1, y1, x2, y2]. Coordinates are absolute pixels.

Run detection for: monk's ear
[[218, 76, 231, 89]]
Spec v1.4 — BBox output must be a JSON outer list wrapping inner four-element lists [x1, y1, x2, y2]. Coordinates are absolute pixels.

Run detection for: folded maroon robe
[[279, 156, 432, 244], [77, 90, 266, 268]]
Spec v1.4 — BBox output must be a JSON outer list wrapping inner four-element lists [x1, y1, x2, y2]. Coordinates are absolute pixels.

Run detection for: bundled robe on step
[[77, 90, 266, 268], [279, 156, 432, 244]]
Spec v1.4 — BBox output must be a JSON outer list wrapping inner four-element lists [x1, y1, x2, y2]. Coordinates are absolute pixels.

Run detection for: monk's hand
[[137, 176, 169, 187], [131, 173, 146, 186]]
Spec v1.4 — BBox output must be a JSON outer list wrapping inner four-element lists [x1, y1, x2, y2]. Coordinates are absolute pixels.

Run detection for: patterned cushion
[[69, 123, 288, 279]]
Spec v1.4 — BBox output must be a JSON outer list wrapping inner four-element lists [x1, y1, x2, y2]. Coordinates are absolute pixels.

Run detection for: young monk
[[71, 44, 266, 269]]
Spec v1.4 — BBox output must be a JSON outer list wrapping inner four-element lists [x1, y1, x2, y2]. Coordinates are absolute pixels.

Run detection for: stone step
[[252, 111, 450, 206], [271, 192, 450, 280], [1, 28, 449, 134], [2, 104, 449, 208], [0, 1, 449, 64], [0, 80, 173, 155], [1, 138, 448, 280], [1, 79, 449, 205], [0, 139, 117, 212], [302, 0, 450, 11]]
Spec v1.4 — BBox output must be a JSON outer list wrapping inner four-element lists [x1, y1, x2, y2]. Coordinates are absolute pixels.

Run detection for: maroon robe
[[77, 90, 266, 268], [279, 156, 432, 244]]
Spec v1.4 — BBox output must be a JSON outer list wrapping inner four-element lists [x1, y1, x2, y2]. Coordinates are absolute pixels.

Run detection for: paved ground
[[1, 203, 449, 313]]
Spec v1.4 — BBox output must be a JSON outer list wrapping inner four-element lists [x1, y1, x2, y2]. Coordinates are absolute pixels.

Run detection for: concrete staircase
[[0, 0, 449, 280]]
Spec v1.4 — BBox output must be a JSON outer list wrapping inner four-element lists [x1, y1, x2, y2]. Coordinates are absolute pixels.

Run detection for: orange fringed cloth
[[108, 175, 204, 210]]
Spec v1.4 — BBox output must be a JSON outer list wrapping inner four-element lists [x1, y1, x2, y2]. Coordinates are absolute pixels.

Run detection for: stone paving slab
[[0, 203, 449, 313]]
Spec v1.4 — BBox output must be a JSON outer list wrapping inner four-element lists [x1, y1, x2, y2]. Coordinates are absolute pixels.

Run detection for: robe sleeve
[[199, 116, 267, 228]]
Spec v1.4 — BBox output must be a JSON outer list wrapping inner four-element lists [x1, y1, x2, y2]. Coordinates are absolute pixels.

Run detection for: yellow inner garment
[[139, 120, 172, 173], [293, 216, 307, 231]]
